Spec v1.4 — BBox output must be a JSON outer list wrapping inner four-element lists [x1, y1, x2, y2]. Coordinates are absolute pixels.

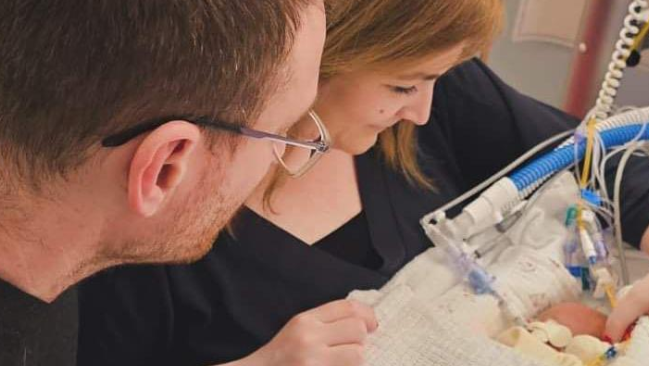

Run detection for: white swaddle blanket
[[349, 247, 580, 366], [348, 173, 649, 366]]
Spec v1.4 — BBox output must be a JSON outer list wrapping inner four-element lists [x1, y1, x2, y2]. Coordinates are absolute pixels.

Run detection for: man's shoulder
[[0, 279, 78, 366]]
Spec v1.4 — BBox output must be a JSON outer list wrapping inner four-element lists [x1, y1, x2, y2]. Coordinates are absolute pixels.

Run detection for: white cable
[[593, 0, 648, 120], [421, 130, 574, 226], [612, 142, 649, 285], [598, 130, 647, 203]]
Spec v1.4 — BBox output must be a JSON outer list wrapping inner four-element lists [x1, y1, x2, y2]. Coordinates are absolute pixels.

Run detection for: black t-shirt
[[0, 279, 78, 366], [77, 58, 649, 366], [312, 211, 383, 270]]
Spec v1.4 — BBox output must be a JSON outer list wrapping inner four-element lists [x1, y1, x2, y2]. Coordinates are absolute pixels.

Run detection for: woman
[[78, 0, 649, 365]]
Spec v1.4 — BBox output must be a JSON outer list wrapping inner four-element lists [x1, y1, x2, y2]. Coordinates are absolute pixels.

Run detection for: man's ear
[[127, 121, 201, 217]]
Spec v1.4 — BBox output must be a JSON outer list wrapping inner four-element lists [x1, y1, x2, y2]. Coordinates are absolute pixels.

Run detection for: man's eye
[[389, 85, 418, 95]]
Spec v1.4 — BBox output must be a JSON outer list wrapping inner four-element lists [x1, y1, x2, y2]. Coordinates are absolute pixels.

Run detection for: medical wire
[[575, 106, 649, 287], [424, 125, 649, 327], [576, 117, 599, 247], [631, 19, 649, 52], [606, 285, 619, 308], [422, 130, 574, 225], [423, 2, 649, 326], [613, 141, 649, 285], [585, 340, 631, 366], [592, 114, 649, 285], [597, 135, 646, 206], [581, 118, 598, 187]]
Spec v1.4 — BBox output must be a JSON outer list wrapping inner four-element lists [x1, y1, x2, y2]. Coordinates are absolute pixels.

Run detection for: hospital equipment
[[420, 1, 649, 363]]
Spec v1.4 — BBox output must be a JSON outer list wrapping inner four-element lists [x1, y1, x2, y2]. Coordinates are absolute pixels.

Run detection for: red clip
[[622, 323, 636, 342]]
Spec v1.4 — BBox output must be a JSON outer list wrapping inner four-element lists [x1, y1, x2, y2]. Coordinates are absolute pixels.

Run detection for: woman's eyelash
[[390, 85, 418, 95]]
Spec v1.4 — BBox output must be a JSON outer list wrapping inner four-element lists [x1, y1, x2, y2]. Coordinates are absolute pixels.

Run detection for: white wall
[[488, 0, 649, 113]]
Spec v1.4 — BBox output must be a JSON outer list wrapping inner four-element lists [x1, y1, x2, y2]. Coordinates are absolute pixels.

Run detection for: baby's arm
[[605, 274, 649, 341]]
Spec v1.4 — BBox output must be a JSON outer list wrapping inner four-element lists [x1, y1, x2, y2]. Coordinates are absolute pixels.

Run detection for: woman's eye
[[390, 85, 418, 95]]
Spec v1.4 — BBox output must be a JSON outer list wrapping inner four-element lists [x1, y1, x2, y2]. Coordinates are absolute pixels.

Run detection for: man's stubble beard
[[134, 169, 240, 265], [100, 152, 245, 267]]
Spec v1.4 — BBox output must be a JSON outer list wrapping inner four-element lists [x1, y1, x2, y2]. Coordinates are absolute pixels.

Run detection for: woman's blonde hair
[[264, 0, 503, 208]]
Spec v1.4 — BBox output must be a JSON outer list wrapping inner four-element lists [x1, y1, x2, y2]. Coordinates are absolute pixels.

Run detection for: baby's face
[[538, 302, 608, 338]]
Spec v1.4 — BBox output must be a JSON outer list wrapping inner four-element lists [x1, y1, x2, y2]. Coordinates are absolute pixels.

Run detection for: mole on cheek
[[379, 109, 385, 114]]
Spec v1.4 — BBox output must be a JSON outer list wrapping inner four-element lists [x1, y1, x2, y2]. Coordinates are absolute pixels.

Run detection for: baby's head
[[538, 302, 608, 339]]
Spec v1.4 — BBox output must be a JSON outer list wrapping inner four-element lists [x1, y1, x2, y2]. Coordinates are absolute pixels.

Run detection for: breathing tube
[[429, 118, 649, 242], [420, 119, 649, 327], [512, 123, 649, 196]]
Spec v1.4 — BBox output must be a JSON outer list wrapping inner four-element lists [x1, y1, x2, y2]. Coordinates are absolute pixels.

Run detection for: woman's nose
[[397, 84, 435, 125]]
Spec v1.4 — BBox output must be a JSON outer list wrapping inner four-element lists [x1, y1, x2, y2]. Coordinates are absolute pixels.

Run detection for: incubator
[[348, 2, 649, 365]]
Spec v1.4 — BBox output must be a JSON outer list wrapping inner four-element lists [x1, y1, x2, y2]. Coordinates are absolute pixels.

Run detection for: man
[[0, 1, 377, 365]]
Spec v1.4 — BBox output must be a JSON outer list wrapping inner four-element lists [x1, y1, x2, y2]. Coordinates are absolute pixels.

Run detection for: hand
[[605, 274, 649, 341], [241, 299, 378, 366]]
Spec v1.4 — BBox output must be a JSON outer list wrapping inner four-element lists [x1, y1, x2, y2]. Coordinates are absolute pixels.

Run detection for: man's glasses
[[101, 110, 331, 177]]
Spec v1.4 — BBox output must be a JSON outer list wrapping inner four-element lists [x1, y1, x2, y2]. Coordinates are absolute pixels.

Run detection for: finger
[[328, 344, 366, 366], [322, 317, 370, 346], [605, 293, 648, 341], [307, 300, 378, 332]]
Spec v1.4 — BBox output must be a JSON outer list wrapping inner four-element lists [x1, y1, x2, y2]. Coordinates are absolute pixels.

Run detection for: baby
[[347, 245, 633, 366], [539, 302, 608, 338], [347, 243, 648, 366], [497, 302, 612, 366], [496, 280, 649, 366], [347, 172, 647, 366]]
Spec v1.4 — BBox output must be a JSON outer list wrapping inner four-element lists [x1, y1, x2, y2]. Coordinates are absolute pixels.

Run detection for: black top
[[77, 59, 649, 366], [312, 211, 382, 270], [0, 279, 78, 366]]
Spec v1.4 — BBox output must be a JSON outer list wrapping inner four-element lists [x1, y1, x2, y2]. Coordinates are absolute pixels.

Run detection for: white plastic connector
[[422, 218, 451, 249], [581, 209, 598, 233], [579, 229, 598, 265], [580, 210, 601, 239], [592, 267, 615, 299], [449, 178, 519, 240], [580, 209, 609, 259]]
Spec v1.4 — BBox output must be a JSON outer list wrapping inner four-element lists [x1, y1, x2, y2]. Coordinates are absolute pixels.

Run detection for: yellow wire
[[576, 205, 585, 230], [580, 117, 597, 188], [630, 21, 649, 54], [605, 284, 618, 308], [576, 118, 594, 231], [586, 357, 606, 366], [582, 22, 647, 366], [585, 341, 631, 366], [581, 22, 647, 366]]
